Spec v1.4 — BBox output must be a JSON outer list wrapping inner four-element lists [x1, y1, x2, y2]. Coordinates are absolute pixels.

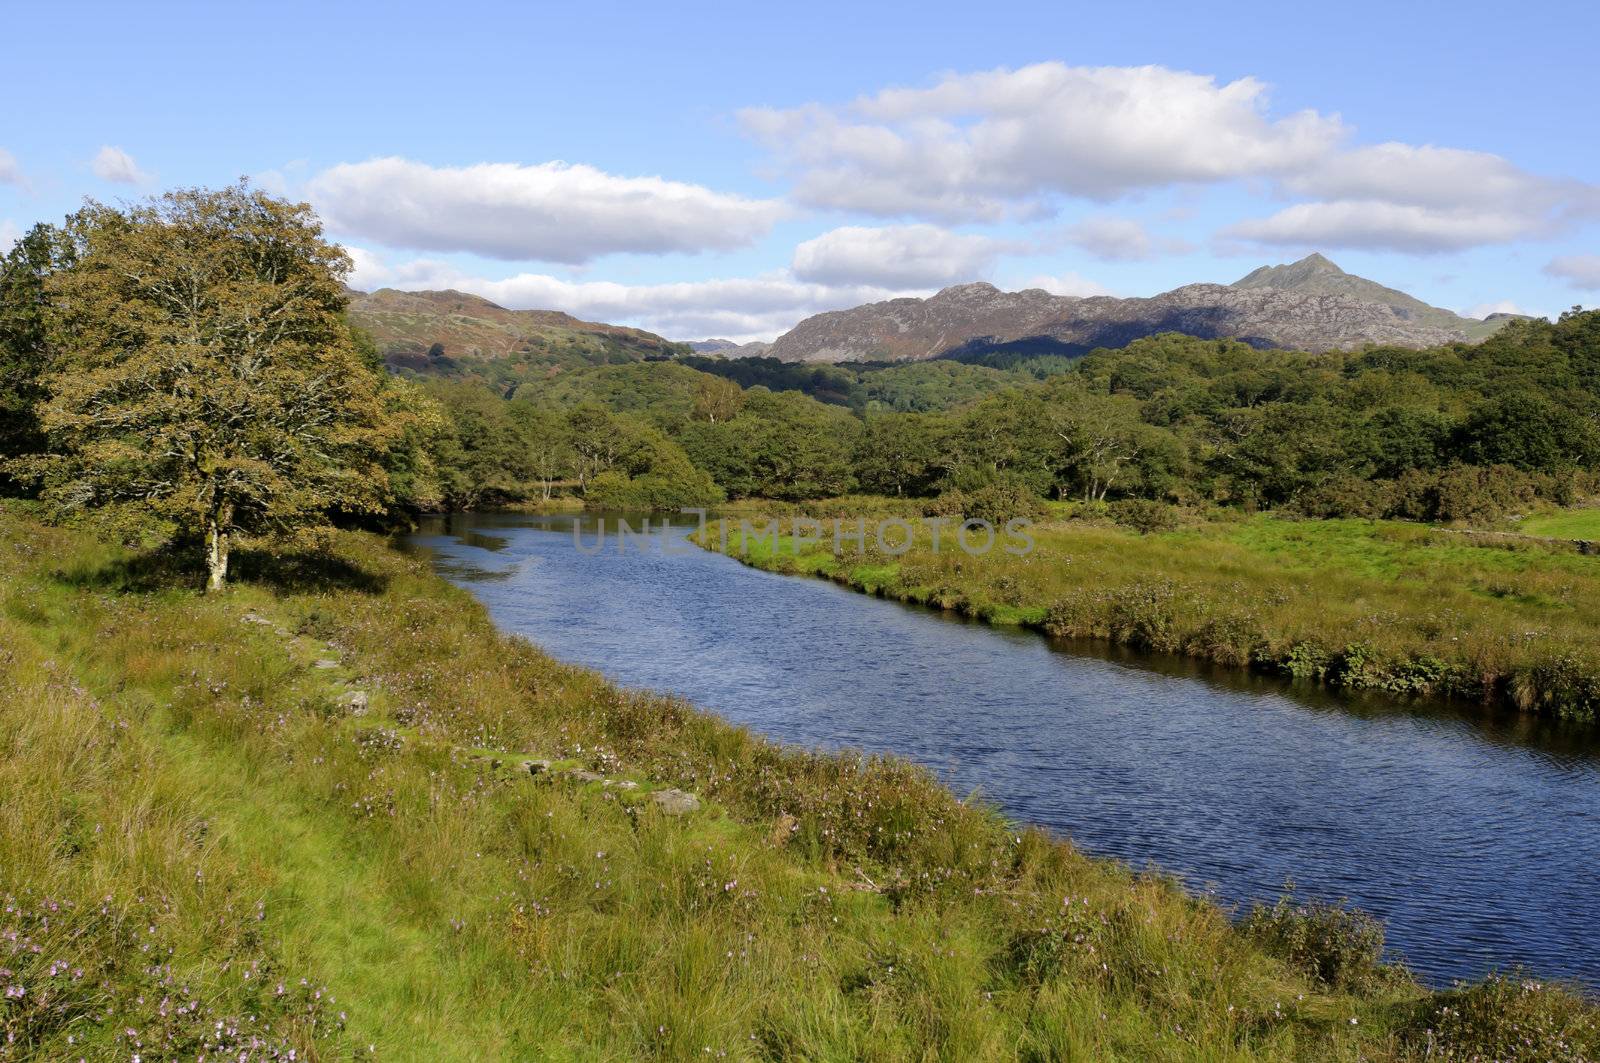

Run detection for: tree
[[1038, 381, 1152, 502], [854, 412, 941, 496], [0, 223, 74, 492], [691, 373, 744, 423], [1453, 391, 1599, 471], [565, 402, 631, 492], [32, 185, 392, 591], [426, 381, 532, 507], [506, 399, 574, 501]]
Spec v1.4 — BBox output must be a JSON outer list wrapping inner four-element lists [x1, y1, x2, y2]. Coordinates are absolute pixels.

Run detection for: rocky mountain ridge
[[765, 254, 1508, 363], [347, 288, 684, 372]]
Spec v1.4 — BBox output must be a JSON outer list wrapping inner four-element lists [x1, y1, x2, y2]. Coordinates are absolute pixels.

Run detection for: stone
[[338, 690, 369, 715], [313, 658, 339, 670], [650, 789, 700, 815], [521, 759, 553, 776], [567, 770, 606, 784], [240, 612, 272, 626]]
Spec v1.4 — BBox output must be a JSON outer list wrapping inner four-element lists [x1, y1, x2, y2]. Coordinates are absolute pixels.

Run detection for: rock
[[338, 690, 369, 715], [240, 612, 272, 626], [521, 759, 553, 776], [313, 658, 339, 670], [567, 770, 607, 784], [771, 812, 799, 846], [602, 779, 638, 791], [650, 789, 700, 815]]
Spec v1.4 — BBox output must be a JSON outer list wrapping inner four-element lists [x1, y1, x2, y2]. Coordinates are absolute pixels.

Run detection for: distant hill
[[347, 289, 687, 380], [1229, 253, 1503, 340], [765, 254, 1511, 363], [683, 338, 773, 358]]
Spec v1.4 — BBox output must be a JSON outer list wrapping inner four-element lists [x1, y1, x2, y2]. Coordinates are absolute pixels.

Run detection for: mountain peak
[[1296, 252, 1342, 272], [1232, 253, 1347, 289], [931, 281, 1002, 301]]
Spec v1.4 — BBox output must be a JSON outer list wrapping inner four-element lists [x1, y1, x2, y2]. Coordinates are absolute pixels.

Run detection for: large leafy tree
[[854, 412, 942, 496], [0, 223, 75, 492], [32, 184, 392, 590]]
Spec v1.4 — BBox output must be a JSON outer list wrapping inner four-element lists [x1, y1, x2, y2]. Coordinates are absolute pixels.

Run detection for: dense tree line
[[414, 318, 1599, 523], [3, 186, 1597, 573]]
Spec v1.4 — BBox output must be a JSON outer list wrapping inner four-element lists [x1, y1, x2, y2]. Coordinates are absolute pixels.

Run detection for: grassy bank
[[2, 507, 1597, 1060], [701, 512, 1600, 725], [1519, 506, 1600, 541]]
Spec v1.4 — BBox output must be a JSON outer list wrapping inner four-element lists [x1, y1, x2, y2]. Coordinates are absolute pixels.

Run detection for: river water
[[408, 511, 1600, 988]]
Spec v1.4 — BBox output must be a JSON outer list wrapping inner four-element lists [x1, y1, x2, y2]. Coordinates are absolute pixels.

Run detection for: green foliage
[[1242, 893, 1395, 992], [1403, 974, 1600, 1062], [678, 389, 860, 500], [1106, 497, 1183, 534], [853, 412, 943, 496], [25, 185, 393, 589], [0, 224, 74, 492], [930, 476, 1047, 526]]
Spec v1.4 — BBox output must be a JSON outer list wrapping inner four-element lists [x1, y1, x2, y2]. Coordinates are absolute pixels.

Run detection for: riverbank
[[700, 513, 1600, 725], [2, 507, 1596, 1060]]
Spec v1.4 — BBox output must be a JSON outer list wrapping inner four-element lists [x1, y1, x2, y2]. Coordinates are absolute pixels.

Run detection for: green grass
[[2, 506, 1597, 1060], [704, 513, 1600, 724], [1520, 507, 1600, 540]]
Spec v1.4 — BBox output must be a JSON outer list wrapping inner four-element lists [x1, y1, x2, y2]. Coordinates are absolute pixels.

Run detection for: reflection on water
[[408, 511, 1600, 988]]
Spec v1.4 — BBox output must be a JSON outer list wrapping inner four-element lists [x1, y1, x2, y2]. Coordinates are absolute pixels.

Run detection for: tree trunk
[[205, 504, 233, 593]]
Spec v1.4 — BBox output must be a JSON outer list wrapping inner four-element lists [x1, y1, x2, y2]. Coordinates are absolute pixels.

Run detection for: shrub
[[1404, 973, 1600, 1062], [1241, 892, 1394, 991], [1106, 498, 1182, 534], [584, 467, 723, 511], [1293, 475, 1394, 519]]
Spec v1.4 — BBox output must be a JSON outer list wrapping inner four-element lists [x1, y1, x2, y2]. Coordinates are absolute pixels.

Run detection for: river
[[407, 511, 1600, 988]]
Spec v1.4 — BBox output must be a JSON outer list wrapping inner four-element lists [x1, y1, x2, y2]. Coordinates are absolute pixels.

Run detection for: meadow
[[1519, 506, 1600, 540], [704, 509, 1600, 725], [4, 504, 1597, 1060]]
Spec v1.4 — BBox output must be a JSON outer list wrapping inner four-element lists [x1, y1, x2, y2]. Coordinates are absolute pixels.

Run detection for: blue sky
[[3, 0, 1597, 340]]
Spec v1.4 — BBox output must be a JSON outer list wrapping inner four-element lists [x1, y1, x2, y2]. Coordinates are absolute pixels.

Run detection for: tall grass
[[2, 506, 1596, 1060]]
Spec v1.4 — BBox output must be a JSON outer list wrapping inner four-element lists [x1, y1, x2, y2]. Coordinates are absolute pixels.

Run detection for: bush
[[1293, 475, 1395, 519], [1404, 973, 1600, 1062], [922, 489, 967, 519], [1106, 498, 1182, 534], [1240, 892, 1394, 991], [585, 467, 723, 511]]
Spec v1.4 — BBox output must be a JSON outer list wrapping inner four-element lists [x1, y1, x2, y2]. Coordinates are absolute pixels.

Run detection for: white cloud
[[741, 62, 1345, 220], [1465, 299, 1527, 319], [1018, 272, 1116, 298], [0, 149, 22, 186], [791, 224, 1010, 287], [1544, 254, 1600, 291], [346, 246, 921, 343], [746, 64, 1596, 255], [308, 157, 786, 264], [1222, 200, 1552, 253], [1226, 142, 1595, 252], [0, 220, 20, 252], [1065, 216, 1190, 261], [92, 145, 150, 184], [1285, 143, 1560, 210]]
